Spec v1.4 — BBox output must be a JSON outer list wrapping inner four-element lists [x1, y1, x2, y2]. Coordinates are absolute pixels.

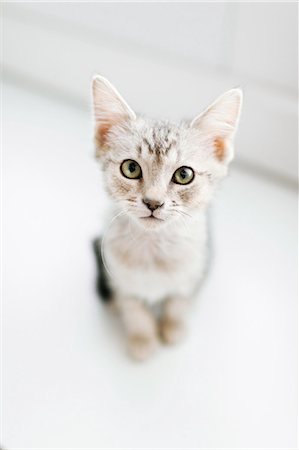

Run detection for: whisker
[[101, 209, 129, 277], [173, 208, 192, 219]]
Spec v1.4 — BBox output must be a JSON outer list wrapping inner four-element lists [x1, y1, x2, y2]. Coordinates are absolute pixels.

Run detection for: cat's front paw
[[127, 334, 158, 361], [159, 319, 186, 345]]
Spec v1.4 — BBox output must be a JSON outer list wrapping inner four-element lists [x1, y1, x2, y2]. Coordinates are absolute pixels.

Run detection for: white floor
[[2, 83, 297, 449]]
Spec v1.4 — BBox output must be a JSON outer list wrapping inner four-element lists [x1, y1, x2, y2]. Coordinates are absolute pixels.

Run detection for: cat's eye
[[120, 159, 142, 179], [172, 166, 194, 185]]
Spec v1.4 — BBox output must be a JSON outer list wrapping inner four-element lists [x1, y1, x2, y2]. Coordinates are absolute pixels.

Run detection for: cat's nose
[[142, 198, 164, 211]]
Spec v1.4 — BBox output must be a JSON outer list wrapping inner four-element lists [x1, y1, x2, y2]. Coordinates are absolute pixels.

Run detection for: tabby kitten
[[92, 75, 242, 360]]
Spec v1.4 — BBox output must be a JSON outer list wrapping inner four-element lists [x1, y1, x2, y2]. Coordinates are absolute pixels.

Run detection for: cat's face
[[92, 76, 242, 230], [97, 120, 219, 229]]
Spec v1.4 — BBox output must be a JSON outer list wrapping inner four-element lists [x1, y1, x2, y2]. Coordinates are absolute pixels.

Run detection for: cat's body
[[101, 206, 207, 304], [92, 76, 242, 360]]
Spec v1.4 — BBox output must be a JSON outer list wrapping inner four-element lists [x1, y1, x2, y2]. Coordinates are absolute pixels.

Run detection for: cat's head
[[92, 75, 242, 230]]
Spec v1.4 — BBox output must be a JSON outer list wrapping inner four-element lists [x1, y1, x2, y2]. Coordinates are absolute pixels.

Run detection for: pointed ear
[[92, 75, 136, 149], [191, 88, 242, 163]]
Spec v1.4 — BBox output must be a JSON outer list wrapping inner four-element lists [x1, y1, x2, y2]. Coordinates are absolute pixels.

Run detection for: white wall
[[3, 2, 298, 183]]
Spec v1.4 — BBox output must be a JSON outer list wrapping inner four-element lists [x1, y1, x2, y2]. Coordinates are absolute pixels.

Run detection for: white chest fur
[[102, 211, 208, 304]]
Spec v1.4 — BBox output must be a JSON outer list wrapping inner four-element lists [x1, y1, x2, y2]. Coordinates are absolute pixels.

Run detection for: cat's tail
[[92, 237, 114, 303]]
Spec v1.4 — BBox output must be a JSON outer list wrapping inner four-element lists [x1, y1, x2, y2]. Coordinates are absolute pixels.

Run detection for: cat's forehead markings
[[141, 123, 178, 157]]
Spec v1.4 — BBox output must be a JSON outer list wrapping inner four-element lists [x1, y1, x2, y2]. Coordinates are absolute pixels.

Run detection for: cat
[[92, 75, 242, 361]]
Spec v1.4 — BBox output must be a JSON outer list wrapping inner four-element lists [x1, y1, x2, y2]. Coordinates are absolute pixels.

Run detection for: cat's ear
[[92, 75, 136, 149], [191, 88, 242, 163]]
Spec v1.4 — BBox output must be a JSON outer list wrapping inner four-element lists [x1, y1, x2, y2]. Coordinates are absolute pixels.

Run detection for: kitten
[[92, 75, 242, 360]]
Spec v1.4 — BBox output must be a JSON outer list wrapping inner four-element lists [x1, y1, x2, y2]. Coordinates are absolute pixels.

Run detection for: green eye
[[172, 166, 194, 185], [120, 159, 142, 179]]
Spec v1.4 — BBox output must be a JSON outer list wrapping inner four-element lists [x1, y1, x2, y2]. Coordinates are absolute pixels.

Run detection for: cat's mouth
[[139, 214, 165, 227], [140, 215, 164, 222]]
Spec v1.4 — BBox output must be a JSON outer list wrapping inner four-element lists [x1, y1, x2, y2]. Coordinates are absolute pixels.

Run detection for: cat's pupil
[[180, 169, 187, 179], [129, 162, 136, 173]]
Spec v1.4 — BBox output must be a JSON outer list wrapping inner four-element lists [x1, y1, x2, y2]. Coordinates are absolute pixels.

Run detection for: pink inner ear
[[95, 113, 128, 149], [96, 122, 111, 147], [213, 137, 226, 161]]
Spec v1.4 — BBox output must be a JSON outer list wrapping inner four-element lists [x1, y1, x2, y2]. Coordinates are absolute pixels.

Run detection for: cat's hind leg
[[115, 297, 158, 361]]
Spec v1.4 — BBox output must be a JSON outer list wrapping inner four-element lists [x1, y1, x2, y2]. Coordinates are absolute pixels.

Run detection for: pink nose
[[142, 198, 164, 211]]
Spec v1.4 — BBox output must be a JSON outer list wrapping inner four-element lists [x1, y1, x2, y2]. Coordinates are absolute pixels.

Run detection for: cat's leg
[[115, 296, 158, 361], [159, 297, 189, 345]]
